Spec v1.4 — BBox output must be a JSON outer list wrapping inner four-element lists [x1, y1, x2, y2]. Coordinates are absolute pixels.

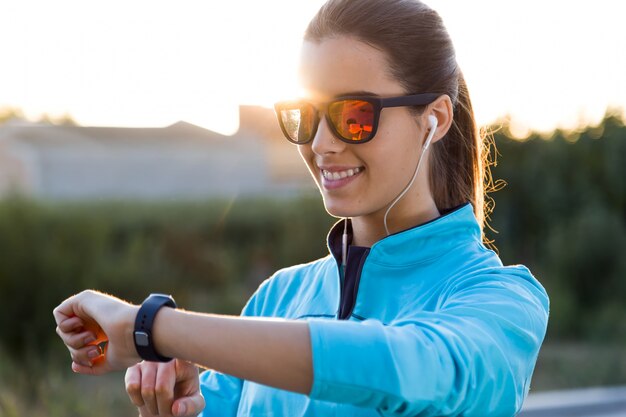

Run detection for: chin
[[321, 198, 359, 219]]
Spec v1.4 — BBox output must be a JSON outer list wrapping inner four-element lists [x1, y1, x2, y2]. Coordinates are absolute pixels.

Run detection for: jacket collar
[[327, 202, 481, 267]]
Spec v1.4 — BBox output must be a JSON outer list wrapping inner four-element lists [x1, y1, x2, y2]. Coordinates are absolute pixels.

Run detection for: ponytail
[[429, 72, 495, 240]]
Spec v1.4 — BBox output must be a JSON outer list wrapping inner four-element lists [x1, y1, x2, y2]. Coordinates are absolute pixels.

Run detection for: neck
[[350, 198, 440, 247]]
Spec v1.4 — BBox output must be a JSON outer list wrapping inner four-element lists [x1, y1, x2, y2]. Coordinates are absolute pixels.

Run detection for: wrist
[[151, 306, 176, 359], [133, 294, 177, 362], [126, 305, 141, 363]]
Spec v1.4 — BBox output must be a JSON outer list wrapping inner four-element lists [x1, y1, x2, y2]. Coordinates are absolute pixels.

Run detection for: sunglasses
[[274, 93, 439, 145]]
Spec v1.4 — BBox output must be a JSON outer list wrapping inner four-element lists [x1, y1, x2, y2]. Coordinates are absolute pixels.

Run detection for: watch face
[[134, 331, 150, 347]]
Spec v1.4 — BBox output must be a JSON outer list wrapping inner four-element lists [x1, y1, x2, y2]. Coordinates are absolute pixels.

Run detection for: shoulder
[[241, 255, 336, 317], [425, 236, 549, 312], [447, 237, 547, 298], [440, 262, 550, 325]]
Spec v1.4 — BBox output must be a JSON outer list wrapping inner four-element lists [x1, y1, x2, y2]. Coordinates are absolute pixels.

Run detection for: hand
[[53, 290, 140, 375], [125, 359, 205, 417]]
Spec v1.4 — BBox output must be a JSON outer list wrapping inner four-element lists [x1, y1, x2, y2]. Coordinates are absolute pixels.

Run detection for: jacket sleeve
[[306, 267, 549, 417], [198, 370, 243, 417]]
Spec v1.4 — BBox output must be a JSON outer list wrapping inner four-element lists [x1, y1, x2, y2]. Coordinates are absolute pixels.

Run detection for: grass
[[0, 348, 136, 417], [530, 341, 626, 392]]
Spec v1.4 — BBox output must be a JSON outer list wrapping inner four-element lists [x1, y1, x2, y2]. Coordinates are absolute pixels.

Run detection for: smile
[[321, 167, 363, 181]]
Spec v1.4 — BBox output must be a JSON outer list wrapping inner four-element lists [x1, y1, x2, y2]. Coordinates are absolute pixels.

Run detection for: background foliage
[[489, 111, 626, 342], [0, 111, 624, 414]]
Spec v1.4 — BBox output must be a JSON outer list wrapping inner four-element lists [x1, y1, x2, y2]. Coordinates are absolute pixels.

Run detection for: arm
[[152, 311, 313, 394], [54, 291, 312, 394], [54, 291, 312, 412]]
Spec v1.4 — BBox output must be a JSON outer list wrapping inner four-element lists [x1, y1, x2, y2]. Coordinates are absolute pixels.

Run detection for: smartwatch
[[133, 293, 177, 362]]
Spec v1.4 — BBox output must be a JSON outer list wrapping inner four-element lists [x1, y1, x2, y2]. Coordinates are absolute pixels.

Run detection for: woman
[[53, 0, 549, 416]]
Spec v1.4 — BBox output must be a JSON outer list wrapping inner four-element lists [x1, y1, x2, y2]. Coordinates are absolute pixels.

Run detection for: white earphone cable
[[341, 217, 348, 271], [383, 116, 438, 236]]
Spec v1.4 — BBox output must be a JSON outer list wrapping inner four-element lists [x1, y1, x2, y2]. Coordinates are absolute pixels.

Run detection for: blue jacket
[[199, 203, 549, 416]]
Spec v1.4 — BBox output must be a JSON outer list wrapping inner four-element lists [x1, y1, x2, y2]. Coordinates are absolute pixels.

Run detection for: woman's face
[[297, 36, 434, 222]]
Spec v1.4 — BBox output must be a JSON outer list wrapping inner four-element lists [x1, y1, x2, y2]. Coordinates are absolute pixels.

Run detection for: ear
[[423, 94, 454, 145]]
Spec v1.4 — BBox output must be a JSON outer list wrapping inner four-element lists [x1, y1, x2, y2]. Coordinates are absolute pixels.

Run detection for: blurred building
[[0, 106, 313, 200]]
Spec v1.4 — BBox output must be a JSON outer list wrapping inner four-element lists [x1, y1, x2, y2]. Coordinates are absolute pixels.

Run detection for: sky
[[1, 0, 625, 137]]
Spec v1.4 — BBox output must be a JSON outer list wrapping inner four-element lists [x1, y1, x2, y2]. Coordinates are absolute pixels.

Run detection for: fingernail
[[84, 336, 96, 345], [87, 349, 100, 359], [177, 403, 187, 416]]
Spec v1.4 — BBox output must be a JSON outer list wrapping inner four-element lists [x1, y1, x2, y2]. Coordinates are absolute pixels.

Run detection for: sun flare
[[0, 0, 624, 136]]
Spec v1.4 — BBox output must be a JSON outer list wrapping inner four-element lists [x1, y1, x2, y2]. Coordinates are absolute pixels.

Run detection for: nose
[[311, 117, 344, 155]]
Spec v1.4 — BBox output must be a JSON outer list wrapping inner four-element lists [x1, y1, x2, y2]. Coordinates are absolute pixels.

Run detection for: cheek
[[297, 145, 319, 178], [365, 128, 421, 189], [371, 123, 419, 166], [297, 145, 312, 165]]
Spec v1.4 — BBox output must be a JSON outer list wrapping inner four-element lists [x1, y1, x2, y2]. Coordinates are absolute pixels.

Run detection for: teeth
[[322, 167, 362, 180]]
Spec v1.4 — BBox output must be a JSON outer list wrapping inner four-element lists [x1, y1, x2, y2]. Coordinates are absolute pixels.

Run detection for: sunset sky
[[1, 0, 624, 137]]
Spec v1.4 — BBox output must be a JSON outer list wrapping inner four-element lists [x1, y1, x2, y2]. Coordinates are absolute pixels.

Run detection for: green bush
[[0, 196, 335, 359], [489, 112, 626, 341]]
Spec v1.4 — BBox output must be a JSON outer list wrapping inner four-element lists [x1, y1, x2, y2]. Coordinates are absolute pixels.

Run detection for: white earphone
[[428, 114, 438, 128], [382, 114, 438, 235], [424, 115, 438, 150]]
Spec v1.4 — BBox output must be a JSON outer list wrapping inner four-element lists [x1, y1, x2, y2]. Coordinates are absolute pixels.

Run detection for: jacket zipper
[[338, 248, 370, 320]]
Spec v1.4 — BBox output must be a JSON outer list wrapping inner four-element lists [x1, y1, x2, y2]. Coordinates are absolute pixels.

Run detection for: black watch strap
[[134, 293, 177, 362]]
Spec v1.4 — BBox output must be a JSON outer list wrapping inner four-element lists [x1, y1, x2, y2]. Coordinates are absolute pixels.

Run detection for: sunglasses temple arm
[[381, 93, 440, 108]]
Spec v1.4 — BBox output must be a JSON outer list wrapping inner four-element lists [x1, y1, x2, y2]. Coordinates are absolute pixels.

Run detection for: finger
[[53, 295, 80, 325], [71, 360, 107, 376], [141, 362, 159, 415], [174, 359, 200, 384], [69, 343, 103, 366], [57, 316, 85, 333], [53, 290, 100, 326], [172, 393, 205, 417], [125, 364, 145, 407], [137, 404, 161, 417], [72, 357, 93, 368], [57, 329, 98, 350], [155, 362, 176, 417]]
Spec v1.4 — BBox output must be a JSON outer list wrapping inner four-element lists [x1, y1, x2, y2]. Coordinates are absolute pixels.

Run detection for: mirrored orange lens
[[328, 100, 375, 141], [279, 103, 316, 143]]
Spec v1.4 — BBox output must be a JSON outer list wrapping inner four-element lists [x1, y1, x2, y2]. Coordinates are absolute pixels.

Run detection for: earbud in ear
[[423, 115, 438, 151], [428, 115, 438, 131]]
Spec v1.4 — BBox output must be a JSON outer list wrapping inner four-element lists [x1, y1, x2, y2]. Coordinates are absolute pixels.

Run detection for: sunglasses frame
[[274, 93, 440, 145]]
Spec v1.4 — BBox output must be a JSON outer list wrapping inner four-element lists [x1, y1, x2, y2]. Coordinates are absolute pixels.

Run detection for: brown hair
[[305, 0, 498, 241]]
